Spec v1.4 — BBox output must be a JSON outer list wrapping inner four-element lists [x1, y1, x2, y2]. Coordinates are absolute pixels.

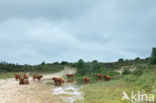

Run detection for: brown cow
[[23, 74, 29, 79], [104, 75, 111, 81], [15, 74, 21, 81], [23, 79, 29, 84], [19, 78, 29, 85], [84, 77, 90, 84], [95, 73, 103, 81], [19, 78, 24, 85], [66, 74, 74, 77], [33, 74, 43, 81], [66, 74, 74, 83], [52, 77, 63, 86]]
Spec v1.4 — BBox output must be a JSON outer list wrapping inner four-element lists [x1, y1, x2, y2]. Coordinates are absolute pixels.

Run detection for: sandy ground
[[0, 67, 76, 103]]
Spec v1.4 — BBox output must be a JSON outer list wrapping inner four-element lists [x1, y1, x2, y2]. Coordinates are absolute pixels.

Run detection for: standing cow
[[84, 77, 90, 84], [52, 77, 64, 86], [66, 74, 74, 83], [15, 74, 21, 81], [33, 74, 43, 81]]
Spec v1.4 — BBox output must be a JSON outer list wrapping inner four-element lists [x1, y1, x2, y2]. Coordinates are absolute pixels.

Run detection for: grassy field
[[76, 65, 156, 103], [80, 79, 156, 103]]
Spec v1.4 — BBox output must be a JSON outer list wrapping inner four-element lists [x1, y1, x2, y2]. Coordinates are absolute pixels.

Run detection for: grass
[[75, 65, 156, 103], [0, 68, 64, 79], [79, 79, 156, 103], [0, 72, 18, 79]]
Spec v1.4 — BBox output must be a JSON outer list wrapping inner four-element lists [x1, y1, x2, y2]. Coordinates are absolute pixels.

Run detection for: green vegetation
[[75, 48, 156, 103], [122, 69, 132, 75], [0, 48, 156, 103], [0, 62, 65, 79], [80, 79, 156, 103]]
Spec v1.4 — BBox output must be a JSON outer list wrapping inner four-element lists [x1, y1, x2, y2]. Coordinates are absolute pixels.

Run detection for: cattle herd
[[15, 73, 111, 86]]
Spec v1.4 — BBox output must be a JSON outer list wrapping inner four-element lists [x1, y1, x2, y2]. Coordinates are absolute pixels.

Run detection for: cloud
[[0, 0, 156, 64]]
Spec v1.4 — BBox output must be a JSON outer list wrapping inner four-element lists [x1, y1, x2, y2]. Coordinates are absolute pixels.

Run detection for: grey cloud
[[0, 0, 156, 64], [0, 0, 102, 21]]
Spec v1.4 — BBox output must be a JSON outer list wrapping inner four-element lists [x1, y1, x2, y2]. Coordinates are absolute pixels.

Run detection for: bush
[[101, 68, 120, 76], [133, 69, 143, 76], [124, 75, 138, 82], [122, 69, 132, 75], [76, 59, 103, 75]]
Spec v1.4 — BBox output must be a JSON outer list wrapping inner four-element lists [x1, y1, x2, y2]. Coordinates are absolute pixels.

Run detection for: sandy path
[[0, 67, 76, 103]]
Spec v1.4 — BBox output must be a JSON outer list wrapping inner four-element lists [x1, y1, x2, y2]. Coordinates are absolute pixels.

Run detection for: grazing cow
[[66, 74, 74, 83], [23, 74, 29, 79], [104, 75, 111, 81], [19, 78, 29, 85], [95, 73, 103, 81], [84, 77, 90, 84], [52, 77, 63, 86], [15, 74, 21, 81], [33, 74, 43, 81]]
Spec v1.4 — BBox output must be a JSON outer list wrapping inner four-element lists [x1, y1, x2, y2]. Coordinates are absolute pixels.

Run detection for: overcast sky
[[0, 0, 156, 64]]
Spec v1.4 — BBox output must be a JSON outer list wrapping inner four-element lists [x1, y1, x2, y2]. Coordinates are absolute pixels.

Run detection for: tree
[[77, 59, 85, 74], [53, 62, 59, 65], [92, 60, 98, 63], [118, 58, 124, 62], [61, 61, 68, 65], [151, 48, 156, 64], [135, 57, 140, 61], [92, 62, 101, 72], [41, 61, 46, 65]]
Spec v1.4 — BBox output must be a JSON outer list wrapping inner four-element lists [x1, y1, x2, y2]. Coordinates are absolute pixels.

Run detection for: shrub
[[122, 69, 132, 75], [124, 75, 138, 82], [101, 68, 119, 76], [133, 69, 143, 76]]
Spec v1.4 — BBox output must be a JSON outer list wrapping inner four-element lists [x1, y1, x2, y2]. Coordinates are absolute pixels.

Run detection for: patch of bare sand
[[0, 67, 76, 103]]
